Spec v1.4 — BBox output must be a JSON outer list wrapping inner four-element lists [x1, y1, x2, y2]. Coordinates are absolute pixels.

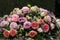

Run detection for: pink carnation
[[21, 7, 30, 14], [23, 21, 31, 29], [11, 14, 19, 22]]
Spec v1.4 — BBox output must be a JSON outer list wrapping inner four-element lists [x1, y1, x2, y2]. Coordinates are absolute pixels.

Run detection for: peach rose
[[3, 30, 10, 38], [10, 29, 17, 37], [28, 30, 37, 37]]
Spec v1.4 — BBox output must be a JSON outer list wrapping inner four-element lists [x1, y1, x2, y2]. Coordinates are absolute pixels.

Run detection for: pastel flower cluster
[[0, 6, 59, 40]]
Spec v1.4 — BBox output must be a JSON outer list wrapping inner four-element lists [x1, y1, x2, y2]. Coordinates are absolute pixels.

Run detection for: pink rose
[[3, 30, 10, 38], [0, 21, 9, 27], [39, 18, 44, 24], [28, 30, 37, 37], [42, 24, 50, 32], [31, 21, 39, 29], [10, 29, 17, 37], [12, 14, 19, 22]]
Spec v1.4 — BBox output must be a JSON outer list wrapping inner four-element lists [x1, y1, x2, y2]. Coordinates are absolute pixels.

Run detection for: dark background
[[0, 0, 60, 17], [55, 0, 60, 18]]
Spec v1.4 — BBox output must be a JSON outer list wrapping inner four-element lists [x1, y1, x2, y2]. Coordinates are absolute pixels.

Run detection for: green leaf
[[3, 25, 10, 30]]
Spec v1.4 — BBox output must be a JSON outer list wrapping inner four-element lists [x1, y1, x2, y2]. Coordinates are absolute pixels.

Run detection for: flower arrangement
[[0, 5, 60, 40]]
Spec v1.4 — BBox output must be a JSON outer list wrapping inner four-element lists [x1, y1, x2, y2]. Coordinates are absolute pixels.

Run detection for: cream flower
[[37, 28, 43, 33]]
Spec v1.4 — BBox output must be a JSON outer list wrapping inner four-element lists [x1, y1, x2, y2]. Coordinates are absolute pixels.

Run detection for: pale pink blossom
[[11, 14, 19, 22], [21, 7, 30, 14]]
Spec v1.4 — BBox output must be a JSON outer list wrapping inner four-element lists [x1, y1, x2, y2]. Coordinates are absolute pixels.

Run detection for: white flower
[[50, 23, 55, 30], [56, 19, 60, 22], [16, 10, 22, 15], [56, 19, 60, 28], [56, 22, 60, 28], [44, 15, 51, 22], [40, 12, 47, 17], [26, 38, 34, 40], [37, 28, 43, 33], [30, 6, 38, 12]]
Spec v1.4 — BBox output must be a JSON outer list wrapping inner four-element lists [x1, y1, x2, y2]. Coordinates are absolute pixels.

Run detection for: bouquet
[[0, 5, 60, 40]]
